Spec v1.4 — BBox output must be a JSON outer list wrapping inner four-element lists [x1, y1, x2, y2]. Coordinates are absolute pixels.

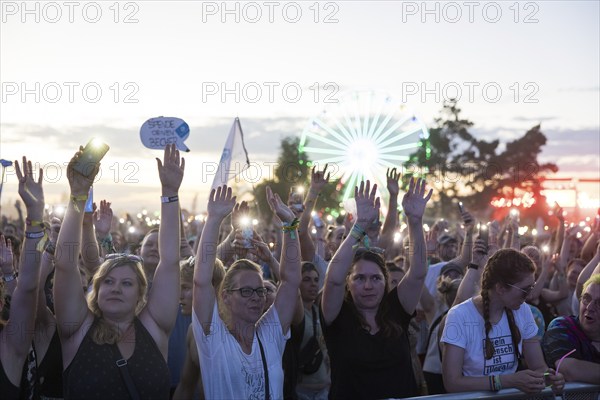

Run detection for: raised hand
[[354, 180, 380, 226], [267, 186, 295, 224], [386, 167, 400, 196], [67, 147, 97, 196], [249, 235, 272, 263], [93, 200, 113, 238], [231, 201, 250, 231], [14, 156, 45, 216], [0, 235, 15, 275], [287, 189, 305, 217], [461, 210, 475, 233], [310, 164, 330, 193], [471, 238, 489, 267], [401, 178, 432, 220], [207, 186, 236, 220], [156, 143, 185, 195]]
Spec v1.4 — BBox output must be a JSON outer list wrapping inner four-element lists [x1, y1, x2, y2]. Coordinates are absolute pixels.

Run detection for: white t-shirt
[[441, 298, 538, 376], [192, 303, 290, 400]]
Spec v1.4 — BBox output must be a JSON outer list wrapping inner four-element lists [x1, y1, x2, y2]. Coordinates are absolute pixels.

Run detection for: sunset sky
[[1, 1, 598, 216]]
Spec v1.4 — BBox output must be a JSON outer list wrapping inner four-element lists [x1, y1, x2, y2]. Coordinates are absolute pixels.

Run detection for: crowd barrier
[[401, 382, 600, 400]]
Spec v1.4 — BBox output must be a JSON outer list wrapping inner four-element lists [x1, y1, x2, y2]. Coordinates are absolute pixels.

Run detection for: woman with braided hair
[[441, 248, 566, 394]]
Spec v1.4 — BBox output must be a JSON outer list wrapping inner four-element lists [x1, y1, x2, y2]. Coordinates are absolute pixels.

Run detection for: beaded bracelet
[[2, 273, 17, 283]]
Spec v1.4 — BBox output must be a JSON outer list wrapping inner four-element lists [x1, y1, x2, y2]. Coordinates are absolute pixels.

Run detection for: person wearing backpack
[[283, 262, 330, 400]]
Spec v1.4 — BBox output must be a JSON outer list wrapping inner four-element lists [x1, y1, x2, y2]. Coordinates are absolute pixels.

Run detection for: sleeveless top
[[63, 317, 170, 400], [1, 355, 21, 400]]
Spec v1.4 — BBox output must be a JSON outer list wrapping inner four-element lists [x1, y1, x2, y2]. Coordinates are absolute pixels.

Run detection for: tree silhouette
[[406, 100, 558, 224]]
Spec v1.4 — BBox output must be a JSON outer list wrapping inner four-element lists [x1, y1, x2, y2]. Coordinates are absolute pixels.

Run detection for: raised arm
[[54, 149, 98, 344], [299, 165, 330, 261], [193, 186, 236, 334], [321, 180, 379, 325], [452, 239, 488, 306], [267, 186, 301, 333], [448, 211, 475, 268], [0, 157, 45, 386], [396, 178, 432, 314], [142, 144, 184, 336], [378, 167, 400, 251], [81, 204, 101, 276], [93, 199, 115, 257], [576, 242, 600, 299]]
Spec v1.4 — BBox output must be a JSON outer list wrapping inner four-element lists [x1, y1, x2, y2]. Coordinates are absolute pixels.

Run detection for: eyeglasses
[[505, 282, 535, 298], [581, 293, 600, 310], [105, 253, 144, 264], [229, 287, 268, 298]]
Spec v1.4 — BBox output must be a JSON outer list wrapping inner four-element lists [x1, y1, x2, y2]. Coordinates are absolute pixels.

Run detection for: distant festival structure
[[299, 90, 429, 204]]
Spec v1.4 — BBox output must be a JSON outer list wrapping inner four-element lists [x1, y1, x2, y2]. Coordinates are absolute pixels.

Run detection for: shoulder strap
[[425, 310, 449, 356], [311, 304, 318, 338], [111, 343, 141, 400], [257, 333, 270, 400]]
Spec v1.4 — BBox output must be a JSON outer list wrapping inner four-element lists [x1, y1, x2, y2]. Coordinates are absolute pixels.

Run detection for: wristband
[[100, 234, 116, 253], [25, 231, 45, 239], [161, 195, 179, 203], [282, 218, 300, 240], [467, 263, 479, 270], [71, 194, 88, 213], [26, 218, 44, 227], [2, 273, 17, 283]]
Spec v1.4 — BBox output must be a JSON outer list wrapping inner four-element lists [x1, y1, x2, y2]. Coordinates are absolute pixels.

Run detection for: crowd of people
[[0, 143, 599, 400]]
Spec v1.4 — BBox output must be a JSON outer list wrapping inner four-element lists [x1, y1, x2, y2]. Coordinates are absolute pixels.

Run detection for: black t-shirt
[[321, 290, 418, 400]]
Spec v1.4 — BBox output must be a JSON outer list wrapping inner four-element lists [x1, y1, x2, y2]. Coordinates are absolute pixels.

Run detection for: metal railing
[[401, 382, 600, 400]]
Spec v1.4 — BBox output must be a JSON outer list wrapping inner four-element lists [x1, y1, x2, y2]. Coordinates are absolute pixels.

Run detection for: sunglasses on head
[[104, 253, 144, 264]]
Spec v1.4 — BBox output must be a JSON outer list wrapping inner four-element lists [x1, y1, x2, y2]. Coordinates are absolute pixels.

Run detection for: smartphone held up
[[72, 138, 110, 177]]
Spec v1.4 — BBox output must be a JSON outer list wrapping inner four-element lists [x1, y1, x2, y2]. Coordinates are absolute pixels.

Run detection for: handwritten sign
[[140, 116, 190, 152]]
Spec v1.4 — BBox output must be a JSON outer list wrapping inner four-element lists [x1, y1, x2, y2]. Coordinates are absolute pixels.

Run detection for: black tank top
[[1, 356, 21, 400], [63, 317, 170, 400]]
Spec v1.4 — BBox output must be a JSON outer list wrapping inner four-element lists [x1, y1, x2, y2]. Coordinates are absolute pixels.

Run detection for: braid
[[481, 264, 494, 360], [481, 289, 495, 360], [505, 308, 522, 360]]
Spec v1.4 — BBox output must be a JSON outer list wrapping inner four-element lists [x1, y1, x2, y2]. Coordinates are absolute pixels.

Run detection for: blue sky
[[1, 1, 598, 214]]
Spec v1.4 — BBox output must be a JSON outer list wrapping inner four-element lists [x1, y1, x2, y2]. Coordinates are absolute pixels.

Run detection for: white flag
[[211, 118, 250, 191]]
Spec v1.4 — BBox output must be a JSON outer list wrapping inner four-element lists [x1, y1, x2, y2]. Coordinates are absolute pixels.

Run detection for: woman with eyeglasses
[[441, 248, 565, 394], [320, 178, 431, 400], [192, 185, 301, 399], [54, 144, 184, 399]]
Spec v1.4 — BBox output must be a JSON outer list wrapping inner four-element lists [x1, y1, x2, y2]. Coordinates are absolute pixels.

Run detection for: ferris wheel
[[299, 90, 429, 203]]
